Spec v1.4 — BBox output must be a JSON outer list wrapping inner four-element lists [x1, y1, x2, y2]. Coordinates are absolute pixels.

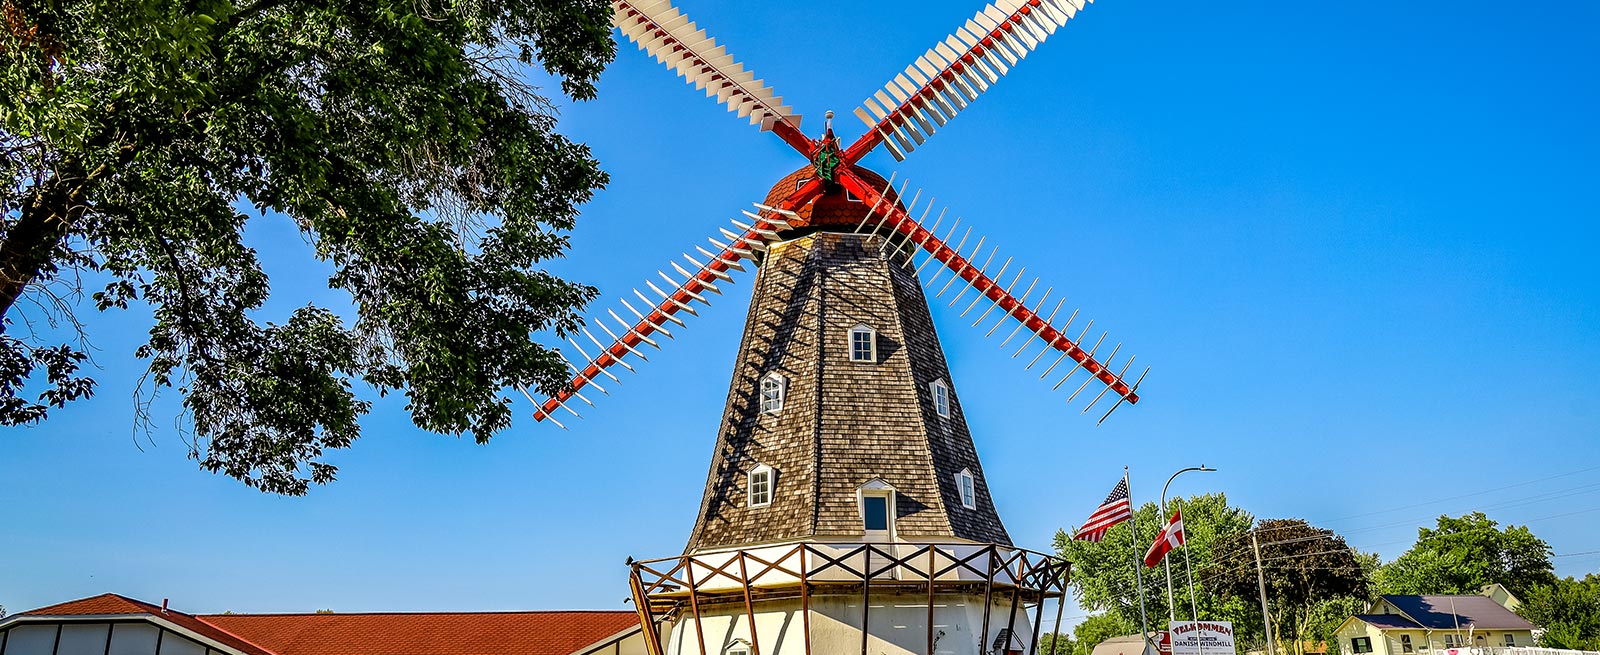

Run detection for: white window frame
[[955, 468, 976, 510], [1503, 635, 1515, 647], [857, 478, 896, 539], [725, 643, 752, 655], [1401, 635, 1413, 653], [748, 463, 775, 508], [1352, 637, 1373, 654], [930, 379, 950, 417], [849, 324, 877, 363], [759, 373, 786, 414]]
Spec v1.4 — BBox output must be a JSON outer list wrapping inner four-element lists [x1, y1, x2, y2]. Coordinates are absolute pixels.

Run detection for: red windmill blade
[[834, 169, 1147, 424], [611, 0, 813, 153], [527, 0, 1143, 426]]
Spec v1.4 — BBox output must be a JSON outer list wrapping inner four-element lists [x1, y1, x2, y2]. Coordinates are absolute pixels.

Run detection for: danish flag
[[1073, 478, 1133, 542], [1143, 509, 1186, 567]]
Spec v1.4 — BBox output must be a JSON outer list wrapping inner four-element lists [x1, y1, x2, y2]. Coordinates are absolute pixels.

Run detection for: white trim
[[848, 324, 877, 363], [0, 614, 261, 655], [955, 468, 977, 510], [856, 478, 897, 539], [929, 379, 950, 417], [759, 372, 786, 414], [748, 463, 775, 508]]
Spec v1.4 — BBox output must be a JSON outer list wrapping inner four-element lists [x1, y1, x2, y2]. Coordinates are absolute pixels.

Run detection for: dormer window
[[857, 478, 896, 538], [748, 464, 774, 507], [849, 325, 876, 363], [930, 379, 950, 417], [955, 469, 976, 509], [759, 373, 786, 414]]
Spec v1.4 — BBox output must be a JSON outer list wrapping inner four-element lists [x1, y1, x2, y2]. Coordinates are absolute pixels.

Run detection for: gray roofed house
[[1334, 588, 1539, 655], [1378, 595, 1535, 631]]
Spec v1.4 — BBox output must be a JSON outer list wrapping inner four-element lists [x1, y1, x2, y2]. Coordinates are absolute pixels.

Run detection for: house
[[0, 594, 648, 655], [1092, 633, 1167, 655], [1334, 592, 1537, 655]]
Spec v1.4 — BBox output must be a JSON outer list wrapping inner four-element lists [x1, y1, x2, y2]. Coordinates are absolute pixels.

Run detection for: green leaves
[[1, 0, 615, 493], [1518, 575, 1600, 651], [1375, 512, 1556, 598]]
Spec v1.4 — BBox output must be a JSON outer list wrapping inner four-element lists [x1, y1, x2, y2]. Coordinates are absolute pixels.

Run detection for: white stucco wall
[[663, 590, 1036, 655]]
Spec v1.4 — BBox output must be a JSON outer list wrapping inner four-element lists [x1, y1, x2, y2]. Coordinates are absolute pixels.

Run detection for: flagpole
[[1182, 534, 1200, 620], [1181, 512, 1204, 655], [1126, 467, 1153, 652]]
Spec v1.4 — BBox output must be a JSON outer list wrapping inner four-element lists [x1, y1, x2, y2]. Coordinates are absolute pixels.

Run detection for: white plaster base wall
[[664, 590, 1035, 655]]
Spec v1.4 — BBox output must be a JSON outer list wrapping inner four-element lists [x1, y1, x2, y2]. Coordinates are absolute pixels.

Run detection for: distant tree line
[[1055, 497, 1598, 655]]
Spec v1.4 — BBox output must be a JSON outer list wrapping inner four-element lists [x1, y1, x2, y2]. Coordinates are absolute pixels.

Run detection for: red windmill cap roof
[[763, 166, 903, 230]]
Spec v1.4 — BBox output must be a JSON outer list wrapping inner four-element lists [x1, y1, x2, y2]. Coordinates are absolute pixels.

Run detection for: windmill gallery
[[0, 1, 1165, 655]]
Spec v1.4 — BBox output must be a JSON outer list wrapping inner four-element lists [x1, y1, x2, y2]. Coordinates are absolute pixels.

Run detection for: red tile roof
[[13, 594, 640, 655], [200, 611, 639, 655], [17, 594, 278, 655]]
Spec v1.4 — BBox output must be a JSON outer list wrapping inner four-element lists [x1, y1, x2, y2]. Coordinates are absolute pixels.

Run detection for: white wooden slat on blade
[[1017, 10, 1048, 42]]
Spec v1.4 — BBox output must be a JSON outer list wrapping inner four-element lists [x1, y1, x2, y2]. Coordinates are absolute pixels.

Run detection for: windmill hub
[[764, 165, 901, 236]]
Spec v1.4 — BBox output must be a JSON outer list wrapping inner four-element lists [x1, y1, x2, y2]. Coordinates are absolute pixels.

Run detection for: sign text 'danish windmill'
[[526, 0, 1147, 429]]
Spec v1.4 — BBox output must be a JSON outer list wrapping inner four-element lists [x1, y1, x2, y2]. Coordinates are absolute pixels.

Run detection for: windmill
[[530, 1, 1149, 654]]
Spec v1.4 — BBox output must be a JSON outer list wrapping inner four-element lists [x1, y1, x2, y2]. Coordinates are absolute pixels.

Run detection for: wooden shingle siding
[[685, 231, 1010, 552]]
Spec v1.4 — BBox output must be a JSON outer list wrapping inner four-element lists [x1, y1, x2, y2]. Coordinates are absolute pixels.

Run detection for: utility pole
[[1252, 530, 1275, 655]]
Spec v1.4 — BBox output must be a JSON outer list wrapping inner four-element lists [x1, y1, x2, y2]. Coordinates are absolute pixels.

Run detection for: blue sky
[[4, 0, 1598, 622]]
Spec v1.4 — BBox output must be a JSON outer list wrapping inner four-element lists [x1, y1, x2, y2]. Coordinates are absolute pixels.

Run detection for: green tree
[[1210, 519, 1375, 649], [1040, 632, 1075, 655], [1072, 613, 1135, 655], [1056, 494, 1258, 640], [1, 0, 615, 493], [1518, 574, 1600, 650], [1376, 513, 1555, 597]]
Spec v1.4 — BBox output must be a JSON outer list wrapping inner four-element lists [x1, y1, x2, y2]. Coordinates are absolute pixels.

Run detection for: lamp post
[[1160, 465, 1216, 629]]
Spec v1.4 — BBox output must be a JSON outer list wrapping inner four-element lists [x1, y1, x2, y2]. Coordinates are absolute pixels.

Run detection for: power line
[[1309, 465, 1600, 525]]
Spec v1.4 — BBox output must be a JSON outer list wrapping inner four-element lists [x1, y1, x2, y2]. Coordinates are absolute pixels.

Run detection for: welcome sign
[[1169, 621, 1237, 655]]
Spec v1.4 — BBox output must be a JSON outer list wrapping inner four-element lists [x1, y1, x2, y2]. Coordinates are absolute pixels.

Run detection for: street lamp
[[1160, 465, 1216, 629]]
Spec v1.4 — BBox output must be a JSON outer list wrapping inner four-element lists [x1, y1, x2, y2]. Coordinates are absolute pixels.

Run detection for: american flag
[[1073, 477, 1133, 542]]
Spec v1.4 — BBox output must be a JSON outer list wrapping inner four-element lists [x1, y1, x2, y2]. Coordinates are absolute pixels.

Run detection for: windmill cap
[[762, 166, 904, 235]]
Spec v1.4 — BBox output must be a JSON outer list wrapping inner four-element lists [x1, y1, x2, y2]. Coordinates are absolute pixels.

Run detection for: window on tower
[[930, 379, 950, 417], [748, 464, 774, 507], [759, 373, 786, 414], [955, 469, 976, 509], [862, 495, 889, 531], [849, 325, 876, 362]]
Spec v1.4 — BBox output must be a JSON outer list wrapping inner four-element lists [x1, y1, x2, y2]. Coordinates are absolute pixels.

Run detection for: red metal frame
[[628, 542, 1069, 655]]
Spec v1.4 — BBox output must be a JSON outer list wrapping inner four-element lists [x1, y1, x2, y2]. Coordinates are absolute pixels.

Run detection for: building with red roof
[[0, 594, 645, 655]]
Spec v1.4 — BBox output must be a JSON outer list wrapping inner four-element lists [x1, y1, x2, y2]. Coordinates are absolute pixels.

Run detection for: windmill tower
[[524, 1, 1149, 654]]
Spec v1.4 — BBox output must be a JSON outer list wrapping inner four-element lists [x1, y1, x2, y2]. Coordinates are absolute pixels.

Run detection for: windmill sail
[[526, 203, 801, 425], [850, 0, 1096, 161], [836, 167, 1144, 423], [613, 0, 801, 132]]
